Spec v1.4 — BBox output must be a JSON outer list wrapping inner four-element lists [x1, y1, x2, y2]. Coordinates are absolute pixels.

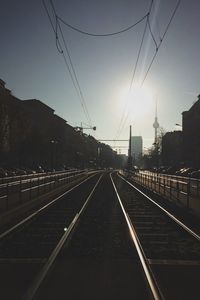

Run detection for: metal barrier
[[121, 170, 200, 216], [0, 169, 89, 212]]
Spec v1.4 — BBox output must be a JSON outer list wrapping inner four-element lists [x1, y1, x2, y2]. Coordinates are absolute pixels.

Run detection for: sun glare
[[118, 85, 154, 118], [128, 86, 154, 117]]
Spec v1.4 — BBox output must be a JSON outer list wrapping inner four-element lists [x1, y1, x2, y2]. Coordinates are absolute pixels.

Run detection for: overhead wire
[[147, 15, 158, 50], [152, 0, 162, 43], [115, 0, 181, 142], [58, 13, 149, 37], [57, 20, 93, 126], [42, 0, 93, 126], [114, 0, 154, 141], [49, 0, 92, 126], [141, 0, 181, 86], [43, 0, 181, 145], [114, 15, 149, 141]]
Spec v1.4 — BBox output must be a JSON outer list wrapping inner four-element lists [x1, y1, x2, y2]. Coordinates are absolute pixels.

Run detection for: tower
[[153, 99, 159, 144]]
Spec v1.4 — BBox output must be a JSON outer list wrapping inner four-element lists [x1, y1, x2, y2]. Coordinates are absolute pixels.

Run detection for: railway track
[[24, 173, 160, 300], [113, 173, 200, 299], [0, 171, 200, 299], [0, 172, 102, 300]]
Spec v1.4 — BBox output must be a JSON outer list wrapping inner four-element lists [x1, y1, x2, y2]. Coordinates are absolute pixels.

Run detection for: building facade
[[161, 131, 183, 167], [182, 95, 200, 168], [131, 136, 143, 164], [0, 79, 120, 169]]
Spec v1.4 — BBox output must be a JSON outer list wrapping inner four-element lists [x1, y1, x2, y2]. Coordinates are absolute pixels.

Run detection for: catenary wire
[[57, 19, 92, 126], [115, 0, 181, 142], [49, 0, 92, 126], [58, 14, 149, 37], [152, 0, 162, 43], [147, 15, 158, 49], [42, 0, 93, 126], [114, 0, 154, 141], [114, 15, 149, 141], [141, 0, 181, 86]]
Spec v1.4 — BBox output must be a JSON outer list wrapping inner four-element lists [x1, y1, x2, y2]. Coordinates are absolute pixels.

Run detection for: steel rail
[[0, 172, 99, 240], [118, 173, 200, 242], [110, 173, 163, 300], [23, 174, 103, 300]]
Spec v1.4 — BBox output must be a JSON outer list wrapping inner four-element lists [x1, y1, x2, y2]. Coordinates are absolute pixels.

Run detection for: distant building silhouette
[[0, 79, 119, 169], [182, 95, 200, 168], [131, 136, 143, 164], [162, 95, 200, 169], [0, 79, 11, 96], [161, 131, 183, 167]]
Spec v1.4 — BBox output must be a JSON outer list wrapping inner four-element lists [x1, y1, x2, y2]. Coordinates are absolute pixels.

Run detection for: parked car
[[165, 166, 178, 175], [189, 170, 200, 179], [175, 167, 196, 177], [35, 165, 45, 173], [175, 168, 187, 176], [0, 168, 8, 177], [5, 169, 16, 177], [180, 168, 196, 177]]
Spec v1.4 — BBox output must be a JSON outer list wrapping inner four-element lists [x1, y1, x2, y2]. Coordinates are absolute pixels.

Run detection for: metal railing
[[121, 170, 200, 216], [0, 169, 89, 212]]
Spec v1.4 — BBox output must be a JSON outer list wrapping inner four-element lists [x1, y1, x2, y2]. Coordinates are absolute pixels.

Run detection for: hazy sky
[[1, 0, 200, 154]]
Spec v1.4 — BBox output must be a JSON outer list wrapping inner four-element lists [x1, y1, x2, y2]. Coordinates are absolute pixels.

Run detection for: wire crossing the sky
[[42, 0, 93, 127], [58, 13, 149, 37], [114, 0, 182, 143], [114, 0, 154, 141], [141, 0, 182, 86]]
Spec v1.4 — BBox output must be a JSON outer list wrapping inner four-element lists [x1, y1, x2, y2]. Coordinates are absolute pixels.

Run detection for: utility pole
[[153, 99, 159, 168], [127, 125, 132, 172]]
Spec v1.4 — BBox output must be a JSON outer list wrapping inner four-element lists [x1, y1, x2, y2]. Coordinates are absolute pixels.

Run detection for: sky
[[1, 0, 200, 154]]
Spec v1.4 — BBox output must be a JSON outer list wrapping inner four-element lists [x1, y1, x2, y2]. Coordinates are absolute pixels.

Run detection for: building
[[182, 95, 200, 168], [131, 136, 143, 164], [0, 79, 120, 169], [0, 79, 11, 96], [161, 131, 183, 167]]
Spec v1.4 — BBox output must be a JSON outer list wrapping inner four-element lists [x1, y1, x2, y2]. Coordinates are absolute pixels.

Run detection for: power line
[[49, 0, 92, 126], [141, 0, 181, 86], [115, 0, 181, 140], [152, 0, 162, 43], [114, 15, 149, 141], [147, 15, 158, 49], [56, 19, 92, 126], [114, 0, 154, 141], [58, 14, 149, 37], [42, 0, 93, 126]]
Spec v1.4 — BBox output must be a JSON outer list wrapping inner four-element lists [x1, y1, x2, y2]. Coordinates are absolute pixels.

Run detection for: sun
[[115, 84, 154, 119], [128, 85, 154, 117]]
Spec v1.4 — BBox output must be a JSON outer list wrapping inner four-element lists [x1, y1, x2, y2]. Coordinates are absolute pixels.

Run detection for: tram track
[[26, 173, 159, 300], [113, 173, 200, 299], [1, 171, 200, 299], [114, 173, 200, 260], [0, 172, 102, 300]]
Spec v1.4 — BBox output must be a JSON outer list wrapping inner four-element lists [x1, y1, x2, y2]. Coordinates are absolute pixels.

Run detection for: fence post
[[19, 177, 22, 203], [29, 179, 32, 200], [163, 177, 166, 196], [169, 178, 172, 200], [187, 179, 190, 209], [177, 180, 179, 202], [6, 183, 9, 210]]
